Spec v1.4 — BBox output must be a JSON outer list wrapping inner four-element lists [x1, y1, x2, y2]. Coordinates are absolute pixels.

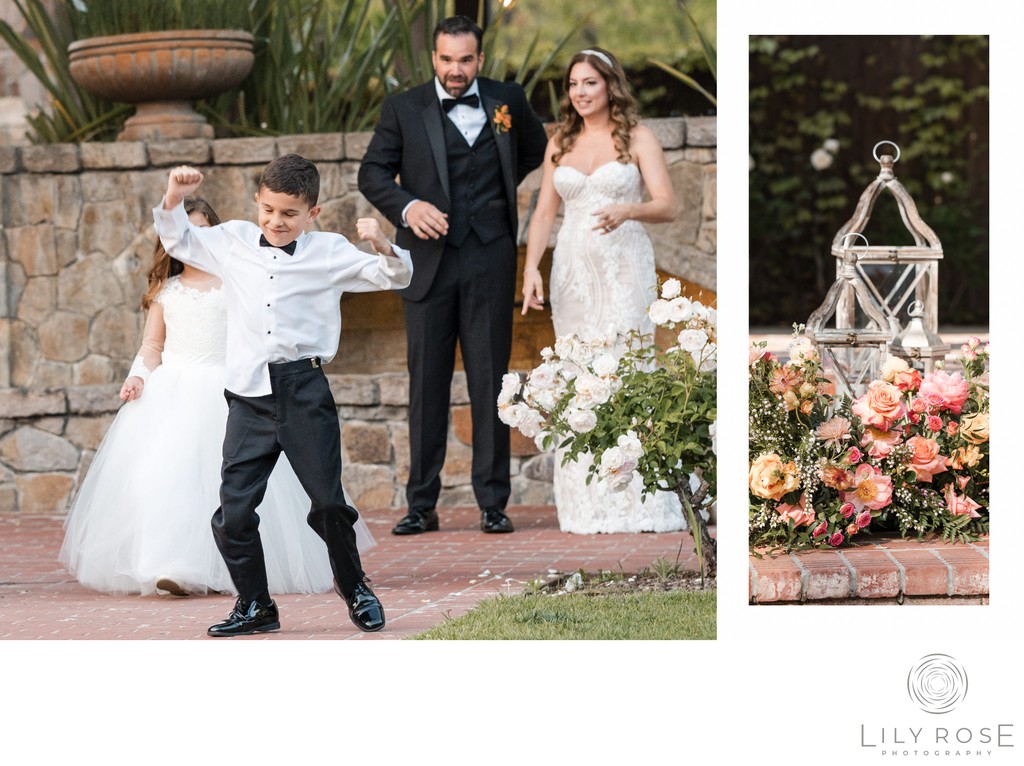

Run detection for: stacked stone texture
[[0, 119, 716, 514]]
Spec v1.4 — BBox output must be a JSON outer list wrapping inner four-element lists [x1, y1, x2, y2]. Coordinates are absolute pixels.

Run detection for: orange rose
[[749, 453, 801, 500], [906, 435, 948, 482], [851, 380, 907, 430]]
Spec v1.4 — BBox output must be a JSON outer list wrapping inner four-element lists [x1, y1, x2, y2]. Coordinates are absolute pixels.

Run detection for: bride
[[520, 47, 686, 534]]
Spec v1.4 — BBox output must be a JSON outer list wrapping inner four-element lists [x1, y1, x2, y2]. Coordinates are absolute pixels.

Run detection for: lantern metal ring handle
[[839, 231, 869, 255], [872, 140, 900, 163]]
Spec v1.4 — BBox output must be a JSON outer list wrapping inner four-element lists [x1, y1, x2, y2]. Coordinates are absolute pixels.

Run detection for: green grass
[[411, 590, 716, 640]]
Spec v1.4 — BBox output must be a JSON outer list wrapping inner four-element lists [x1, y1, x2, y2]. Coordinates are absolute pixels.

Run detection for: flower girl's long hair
[[140, 196, 220, 310], [552, 47, 638, 167]]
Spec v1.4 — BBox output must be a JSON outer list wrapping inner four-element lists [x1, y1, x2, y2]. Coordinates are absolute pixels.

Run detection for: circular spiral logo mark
[[907, 654, 968, 714]]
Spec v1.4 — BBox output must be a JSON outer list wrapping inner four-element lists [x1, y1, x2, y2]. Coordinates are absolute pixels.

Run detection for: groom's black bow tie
[[259, 234, 297, 255], [441, 93, 480, 112]]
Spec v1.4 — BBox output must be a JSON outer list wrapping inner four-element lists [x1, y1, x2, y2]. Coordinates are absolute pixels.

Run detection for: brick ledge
[[749, 534, 989, 603]]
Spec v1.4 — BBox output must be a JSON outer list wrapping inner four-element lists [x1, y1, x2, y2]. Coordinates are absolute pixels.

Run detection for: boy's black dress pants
[[212, 359, 363, 605]]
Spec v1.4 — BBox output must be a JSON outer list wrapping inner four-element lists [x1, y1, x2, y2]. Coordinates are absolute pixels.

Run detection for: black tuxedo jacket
[[358, 77, 547, 302]]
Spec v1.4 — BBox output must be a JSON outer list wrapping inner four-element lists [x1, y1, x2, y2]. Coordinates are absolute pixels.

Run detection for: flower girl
[[60, 197, 374, 596]]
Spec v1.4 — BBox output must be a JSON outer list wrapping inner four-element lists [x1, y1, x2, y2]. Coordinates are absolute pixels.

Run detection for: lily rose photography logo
[[908, 654, 969, 714], [858, 655, 1015, 759]]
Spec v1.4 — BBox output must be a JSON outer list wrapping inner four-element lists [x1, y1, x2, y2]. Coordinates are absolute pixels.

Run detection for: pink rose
[[919, 370, 970, 414], [906, 435, 948, 483], [855, 510, 872, 528], [943, 484, 983, 518], [828, 531, 845, 547], [926, 415, 944, 432], [841, 463, 894, 512], [947, 421, 959, 436], [840, 502, 856, 518], [812, 521, 828, 538], [851, 380, 907, 430], [777, 493, 816, 528], [893, 368, 923, 393], [843, 447, 862, 465], [910, 397, 929, 414]]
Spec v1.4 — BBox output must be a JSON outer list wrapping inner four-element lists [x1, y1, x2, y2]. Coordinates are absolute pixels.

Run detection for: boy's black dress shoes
[[207, 598, 280, 637], [481, 506, 514, 533], [335, 579, 386, 632], [391, 506, 439, 535]]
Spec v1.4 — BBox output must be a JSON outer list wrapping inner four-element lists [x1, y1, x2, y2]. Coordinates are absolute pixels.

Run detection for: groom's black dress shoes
[[335, 579, 386, 632], [392, 506, 439, 535], [207, 598, 280, 637], [481, 506, 514, 533]]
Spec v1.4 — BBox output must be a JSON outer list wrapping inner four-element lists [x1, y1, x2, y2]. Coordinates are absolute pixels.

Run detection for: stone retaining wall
[[0, 118, 716, 514]]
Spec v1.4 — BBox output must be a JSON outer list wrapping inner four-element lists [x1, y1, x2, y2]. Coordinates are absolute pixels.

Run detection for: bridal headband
[[579, 49, 614, 68]]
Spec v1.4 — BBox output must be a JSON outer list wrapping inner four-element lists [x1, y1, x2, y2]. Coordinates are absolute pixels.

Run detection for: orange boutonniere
[[492, 104, 511, 134]]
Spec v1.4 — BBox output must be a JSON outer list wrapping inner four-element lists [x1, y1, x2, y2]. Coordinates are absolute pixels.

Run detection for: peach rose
[[906, 435, 948, 482], [919, 370, 970, 414], [851, 380, 907, 430], [749, 453, 801, 500], [777, 493, 816, 528], [959, 412, 989, 445], [943, 483, 983, 518], [893, 368, 924, 393], [845, 523, 860, 537], [861, 426, 903, 459], [841, 463, 894, 512]]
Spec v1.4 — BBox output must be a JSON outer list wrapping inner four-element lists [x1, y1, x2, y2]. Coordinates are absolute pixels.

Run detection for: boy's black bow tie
[[259, 235, 296, 255], [442, 93, 480, 112]]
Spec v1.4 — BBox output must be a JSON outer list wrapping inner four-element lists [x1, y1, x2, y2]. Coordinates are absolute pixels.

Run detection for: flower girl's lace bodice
[[157, 276, 226, 368], [550, 161, 658, 340]]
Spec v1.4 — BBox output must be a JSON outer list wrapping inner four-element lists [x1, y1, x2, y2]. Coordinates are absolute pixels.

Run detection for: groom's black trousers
[[212, 360, 363, 605]]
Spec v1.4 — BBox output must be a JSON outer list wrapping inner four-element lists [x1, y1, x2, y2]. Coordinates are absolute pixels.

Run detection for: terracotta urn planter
[[68, 29, 254, 141]]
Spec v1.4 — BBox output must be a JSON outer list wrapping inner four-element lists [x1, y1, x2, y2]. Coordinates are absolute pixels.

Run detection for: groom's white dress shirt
[[153, 200, 413, 398]]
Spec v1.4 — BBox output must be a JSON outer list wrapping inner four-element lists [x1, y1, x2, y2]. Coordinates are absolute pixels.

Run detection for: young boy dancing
[[153, 154, 412, 636]]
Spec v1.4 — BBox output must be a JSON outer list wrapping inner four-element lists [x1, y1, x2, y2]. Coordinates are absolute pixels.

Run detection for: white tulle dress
[[59, 275, 374, 595], [549, 161, 686, 534]]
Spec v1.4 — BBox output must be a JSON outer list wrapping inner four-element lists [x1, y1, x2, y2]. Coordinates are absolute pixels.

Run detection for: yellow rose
[[749, 453, 801, 500], [959, 412, 989, 445]]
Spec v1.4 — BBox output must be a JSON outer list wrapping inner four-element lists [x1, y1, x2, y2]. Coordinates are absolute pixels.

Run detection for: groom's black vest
[[442, 115, 509, 248]]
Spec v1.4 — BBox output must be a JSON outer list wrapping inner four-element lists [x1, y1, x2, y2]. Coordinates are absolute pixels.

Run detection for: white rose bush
[[498, 279, 718, 578]]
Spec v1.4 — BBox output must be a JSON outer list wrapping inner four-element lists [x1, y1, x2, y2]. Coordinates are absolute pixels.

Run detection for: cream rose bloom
[[880, 356, 910, 382], [661, 278, 682, 299]]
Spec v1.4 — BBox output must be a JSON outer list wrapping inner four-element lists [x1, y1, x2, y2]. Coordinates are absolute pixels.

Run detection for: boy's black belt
[[269, 357, 322, 374]]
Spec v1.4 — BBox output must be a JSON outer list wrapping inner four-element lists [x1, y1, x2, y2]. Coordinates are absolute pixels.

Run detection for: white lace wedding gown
[[59, 276, 375, 595], [549, 161, 685, 534]]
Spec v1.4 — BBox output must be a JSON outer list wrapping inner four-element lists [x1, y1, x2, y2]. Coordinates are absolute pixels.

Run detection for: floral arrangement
[[749, 331, 989, 551], [499, 279, 718, 576]]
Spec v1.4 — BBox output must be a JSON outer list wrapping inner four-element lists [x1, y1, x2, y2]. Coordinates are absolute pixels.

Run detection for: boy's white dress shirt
[[153, 201, 413, 398]]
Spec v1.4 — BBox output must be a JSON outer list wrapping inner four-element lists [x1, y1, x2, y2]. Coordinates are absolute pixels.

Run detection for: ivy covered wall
[[749, 35, 989, 328]]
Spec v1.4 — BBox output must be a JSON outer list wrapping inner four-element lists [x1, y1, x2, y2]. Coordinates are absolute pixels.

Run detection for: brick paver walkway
[[0, 506, 701, 640]]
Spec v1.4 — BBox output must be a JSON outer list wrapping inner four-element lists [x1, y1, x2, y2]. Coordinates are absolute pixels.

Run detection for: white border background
[[4, 1, 1020, 762]]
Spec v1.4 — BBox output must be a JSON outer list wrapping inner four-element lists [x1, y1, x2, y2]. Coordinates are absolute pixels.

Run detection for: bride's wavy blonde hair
[[140, 196, 220, 310], [552, 48, 638, 166]]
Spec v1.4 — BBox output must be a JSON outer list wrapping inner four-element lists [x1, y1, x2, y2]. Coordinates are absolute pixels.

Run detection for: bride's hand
[[592, 204, 628, 234], [120, 376, 144, 402], [521, 269, 545, 315]]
